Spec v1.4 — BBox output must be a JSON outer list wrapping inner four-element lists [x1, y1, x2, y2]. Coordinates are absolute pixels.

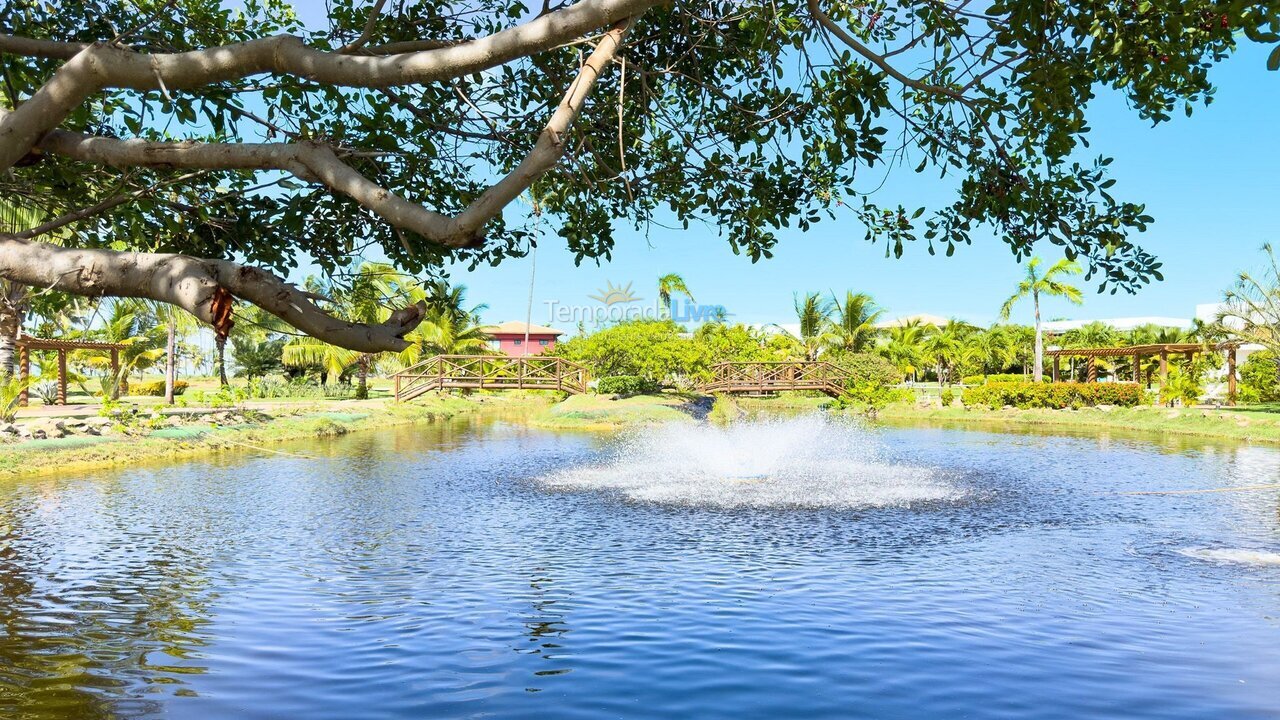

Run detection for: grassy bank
[[878, 403, 1280, 445], [0, 394, 550, 480], [528, 392, 697, 430]]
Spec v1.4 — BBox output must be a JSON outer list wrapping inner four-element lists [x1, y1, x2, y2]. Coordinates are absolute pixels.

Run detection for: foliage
[[1239, 351, 1280, 404], [826, 292, 883, 354], [552, 319, 706, 386], [1221, 244, 1280, 358], [596, 375, 661, 396], [135, 380, 189, 397], [834, 353, 902, 388], [657, 274, 695, 317], [0, 379, 27, 422], [940, 388, 955, 407], [1160, 366, 1205, 407], [962, 381, 1144, 409], [233, 337, 285, 380]]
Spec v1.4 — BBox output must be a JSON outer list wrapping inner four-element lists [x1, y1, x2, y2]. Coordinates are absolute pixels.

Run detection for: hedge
[[596, 375, 660, 396], [134, 380, 189, 396], [961, 373, 1039, 385], [962, 381, 1143, 409]]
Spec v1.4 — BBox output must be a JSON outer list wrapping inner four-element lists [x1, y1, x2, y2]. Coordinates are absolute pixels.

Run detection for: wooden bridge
[[392, 354, 590, 401], [698, 361, 853, 397]]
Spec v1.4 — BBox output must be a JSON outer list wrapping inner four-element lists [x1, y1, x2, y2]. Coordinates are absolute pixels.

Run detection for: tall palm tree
[[998, 257, 1084, 382], [787, 292, 833, 361], [657, 273, 695, 318], [967, 325, 1019, 375], [825, 291, 884, 354]]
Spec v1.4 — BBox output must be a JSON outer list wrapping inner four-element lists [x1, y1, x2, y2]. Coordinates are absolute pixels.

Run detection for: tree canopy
[[1, 0, 1277, 351]]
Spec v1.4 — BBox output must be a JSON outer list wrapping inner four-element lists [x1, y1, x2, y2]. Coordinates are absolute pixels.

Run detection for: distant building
[[1040, 316, 1192, 333], [482, 321, 564, 356]]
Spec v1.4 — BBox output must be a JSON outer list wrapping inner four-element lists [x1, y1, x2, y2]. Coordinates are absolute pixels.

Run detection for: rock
[[0, 423, 16, 435], [1096, 404, 1116, 412]]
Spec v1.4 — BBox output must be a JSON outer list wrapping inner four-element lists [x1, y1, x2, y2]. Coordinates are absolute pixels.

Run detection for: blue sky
[[284, 3, 1279, 330], [451, 40, 1277, 330]]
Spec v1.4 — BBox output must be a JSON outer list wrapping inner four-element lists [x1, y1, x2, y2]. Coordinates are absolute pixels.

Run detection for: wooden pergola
[[16, 335, 126, 406], [1044, 342, 1242, 404]]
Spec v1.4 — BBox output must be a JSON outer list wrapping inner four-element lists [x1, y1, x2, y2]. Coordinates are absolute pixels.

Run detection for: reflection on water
[[0, 413, 1278, 719]]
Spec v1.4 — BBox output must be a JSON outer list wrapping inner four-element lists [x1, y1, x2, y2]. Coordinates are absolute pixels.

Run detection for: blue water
[[2, 416, 1279, 719]]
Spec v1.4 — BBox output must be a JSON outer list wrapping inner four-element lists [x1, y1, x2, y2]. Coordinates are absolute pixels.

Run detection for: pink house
[[482, 321, 565, 356]]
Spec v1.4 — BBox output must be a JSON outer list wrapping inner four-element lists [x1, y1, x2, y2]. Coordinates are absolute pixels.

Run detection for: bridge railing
[[393, 354, 589, 401], [700, 360, 850, 396]]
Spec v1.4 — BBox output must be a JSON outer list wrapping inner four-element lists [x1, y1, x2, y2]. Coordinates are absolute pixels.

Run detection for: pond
[[2, 413, 1279, 719]]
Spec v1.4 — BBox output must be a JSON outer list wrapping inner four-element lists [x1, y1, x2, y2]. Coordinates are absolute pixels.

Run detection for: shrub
[[960, 374, 985, 386], [962, 381, 1143, 409], [940, 388, 955, 406], [833, 353, 902, 388], [134, 380, 189, 396], [985, 373, 1034, 384], [1239, 351, 1280, 404], [596, 375, 660, 396]]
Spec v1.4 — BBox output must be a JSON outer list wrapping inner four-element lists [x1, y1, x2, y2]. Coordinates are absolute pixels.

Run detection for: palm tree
[[880, 320, 928, 381], [924, 319, 974, 385], [397, 306, 492, 365], [657, 273, 695, 318], [82, 300, 164, 396], [786, 292, 833, 361], [825, 291, 884, 354], [965, 325, 1019, 375], [998, 257, 1083, 382], [282, 336, 361, 388]]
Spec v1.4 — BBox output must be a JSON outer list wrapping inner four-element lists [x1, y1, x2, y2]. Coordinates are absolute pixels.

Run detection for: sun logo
[[589, 280, 641, 305]]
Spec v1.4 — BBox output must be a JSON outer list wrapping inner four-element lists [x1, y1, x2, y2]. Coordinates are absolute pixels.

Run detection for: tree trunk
[[165, 317, 177, 404], [1032, 293, 1043, 382], [0, 303, 18, 380], [215, 335, 229, 386], [356, 355, 369, 399]]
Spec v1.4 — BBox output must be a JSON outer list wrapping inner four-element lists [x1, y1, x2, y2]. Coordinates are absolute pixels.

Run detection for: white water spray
[[542, 414, 963, 509]]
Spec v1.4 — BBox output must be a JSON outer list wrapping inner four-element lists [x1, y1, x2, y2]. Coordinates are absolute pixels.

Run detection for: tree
[[923, 319, 975, 385], [788, 292, 833, 361], [1220, 244, 1280, 358], [999, 257, 1084, 382], [81, 300, 164, 396], [232, 337, 285, 381], [657, 274, 695, 318], [551, 319, 706, 385], [880, 320, 928, 382], [3, 0, 1270, 351], [825, 291, 883, 354]]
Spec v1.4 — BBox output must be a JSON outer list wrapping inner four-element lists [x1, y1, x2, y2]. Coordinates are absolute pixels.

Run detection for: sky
[[286, 3, 1280, 331]]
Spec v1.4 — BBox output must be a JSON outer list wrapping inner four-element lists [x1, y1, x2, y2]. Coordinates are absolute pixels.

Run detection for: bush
[[596, 375, 660, 396], [962, 381, 1143, 409], [985, 373, 1034, 384], [833, 353, 902, 387], [940, 388, 955, 406], [960, 374, 985, 386], [134, 380, 189, 396], [1239, 351, 1280, 403]]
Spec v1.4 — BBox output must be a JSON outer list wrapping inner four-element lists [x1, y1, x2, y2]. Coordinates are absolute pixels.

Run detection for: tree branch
[[12, 15, 638, 249], [0, 234, 425, 352], [0, 0, 657, 172]]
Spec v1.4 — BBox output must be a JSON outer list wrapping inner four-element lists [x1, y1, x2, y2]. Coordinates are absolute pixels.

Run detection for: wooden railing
[[392, 354, 590, 401], [699, 361, 851, 397]]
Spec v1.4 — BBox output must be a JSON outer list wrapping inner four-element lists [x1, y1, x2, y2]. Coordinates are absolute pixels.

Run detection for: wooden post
[[1132, 352, 1141, 383], [109, 348, 120, 400], [1087, 357, 1097, 383], [56, 348, 67, 405], [1227, 347, 1238, 406], [1159, 350, 1168, 394], [394, 373, 401, 401], [17, 344, 29, 406], [1052, 355, 1059, 382]]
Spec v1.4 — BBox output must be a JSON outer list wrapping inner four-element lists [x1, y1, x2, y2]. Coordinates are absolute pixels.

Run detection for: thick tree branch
[[8, 15, 638, 248], [0, 0, 656, 172], [0, 234, 424, 352]]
